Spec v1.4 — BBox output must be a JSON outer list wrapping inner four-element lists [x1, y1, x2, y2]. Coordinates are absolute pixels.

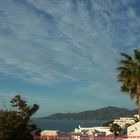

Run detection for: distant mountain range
[[45, 106, 138, 120]]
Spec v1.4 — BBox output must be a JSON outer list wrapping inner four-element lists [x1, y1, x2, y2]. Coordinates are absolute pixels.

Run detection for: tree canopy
[[110, 123, 122, 136], [0, 95, 39, 140], [117, 49, 140, 118]]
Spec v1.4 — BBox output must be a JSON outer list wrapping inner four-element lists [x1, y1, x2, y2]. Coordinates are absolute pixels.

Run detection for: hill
[[45, 106, 137, 120]]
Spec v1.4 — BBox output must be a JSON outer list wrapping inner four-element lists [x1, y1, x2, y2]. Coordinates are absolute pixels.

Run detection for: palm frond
[[119, 60, 136, 68], [120, 52, 132, 61], [121, 84, 130, 93], [118, 50, 140, 116], [134, 49, 140, 63]]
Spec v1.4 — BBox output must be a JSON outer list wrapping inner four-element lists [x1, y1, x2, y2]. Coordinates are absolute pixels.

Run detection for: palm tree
[[117, 49, 140, 119]]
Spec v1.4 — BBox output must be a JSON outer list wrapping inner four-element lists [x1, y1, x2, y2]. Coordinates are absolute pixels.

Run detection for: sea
[[32, 118, 109, 132], [31, 119, 127, 140]]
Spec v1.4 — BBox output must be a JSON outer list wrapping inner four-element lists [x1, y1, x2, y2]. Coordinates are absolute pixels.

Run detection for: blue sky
[[0, 0, 140, 117]]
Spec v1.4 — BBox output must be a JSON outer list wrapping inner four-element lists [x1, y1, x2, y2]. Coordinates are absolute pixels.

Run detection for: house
[[113, 117, 135, 128], [93, 127, 113, 136], [127, 121, 140, 137], [41, 130, 59, 136], [74, 125, 113, 136]]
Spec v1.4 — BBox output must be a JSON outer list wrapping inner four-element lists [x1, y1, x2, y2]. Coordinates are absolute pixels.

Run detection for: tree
[[0, 95, 39, 140], [110, 123, 122, 136], [117, 49, 140, 119]]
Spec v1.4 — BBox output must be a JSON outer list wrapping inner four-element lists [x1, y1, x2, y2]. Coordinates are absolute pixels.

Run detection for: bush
[[0, 95, 39, 140]]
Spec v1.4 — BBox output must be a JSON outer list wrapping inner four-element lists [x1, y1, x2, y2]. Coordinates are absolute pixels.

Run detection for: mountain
[[45, 106, 138, 120]]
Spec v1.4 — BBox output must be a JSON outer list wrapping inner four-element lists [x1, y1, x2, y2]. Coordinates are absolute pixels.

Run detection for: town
[[39, 114, 140, 140]]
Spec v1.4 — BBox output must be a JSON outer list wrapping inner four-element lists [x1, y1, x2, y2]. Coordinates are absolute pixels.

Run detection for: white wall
[[113, 117, 135, 128], [127, 121, 140, 136]]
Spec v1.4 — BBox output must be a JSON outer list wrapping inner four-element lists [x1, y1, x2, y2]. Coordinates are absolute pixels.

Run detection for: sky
[[0, 0, 140, 117]]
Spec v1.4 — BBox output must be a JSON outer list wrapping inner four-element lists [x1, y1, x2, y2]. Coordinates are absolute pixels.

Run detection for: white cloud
[[0, 0, 140, 86]]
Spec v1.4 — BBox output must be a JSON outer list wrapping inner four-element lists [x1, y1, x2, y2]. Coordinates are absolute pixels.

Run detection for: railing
[[33, 135, 140, 140]]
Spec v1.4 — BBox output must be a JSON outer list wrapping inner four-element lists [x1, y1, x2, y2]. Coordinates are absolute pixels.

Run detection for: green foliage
[[0, 95, 39, 140], [110, 123, 122, 136], [117, 49, 140, 117]]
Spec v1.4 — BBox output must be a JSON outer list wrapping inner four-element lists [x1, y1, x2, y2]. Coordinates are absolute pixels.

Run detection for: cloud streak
[[0, 0, 140, 87]]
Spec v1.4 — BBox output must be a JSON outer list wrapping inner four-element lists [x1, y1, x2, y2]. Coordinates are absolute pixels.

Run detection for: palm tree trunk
[[139, 96, 140, 120]]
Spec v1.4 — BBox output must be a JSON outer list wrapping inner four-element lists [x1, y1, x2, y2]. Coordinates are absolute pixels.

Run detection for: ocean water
[[32, 119, 109, 132]]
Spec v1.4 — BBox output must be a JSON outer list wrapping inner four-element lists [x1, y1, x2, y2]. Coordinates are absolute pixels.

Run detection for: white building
[[113, 117, 135, 128], [94, 127, 113, 136], [74, 125, 94, 135], [41, 130, 59, 136], [127, 121, 140, 137], [134, 114, 139, 119], [74, 125, 113, 136]]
